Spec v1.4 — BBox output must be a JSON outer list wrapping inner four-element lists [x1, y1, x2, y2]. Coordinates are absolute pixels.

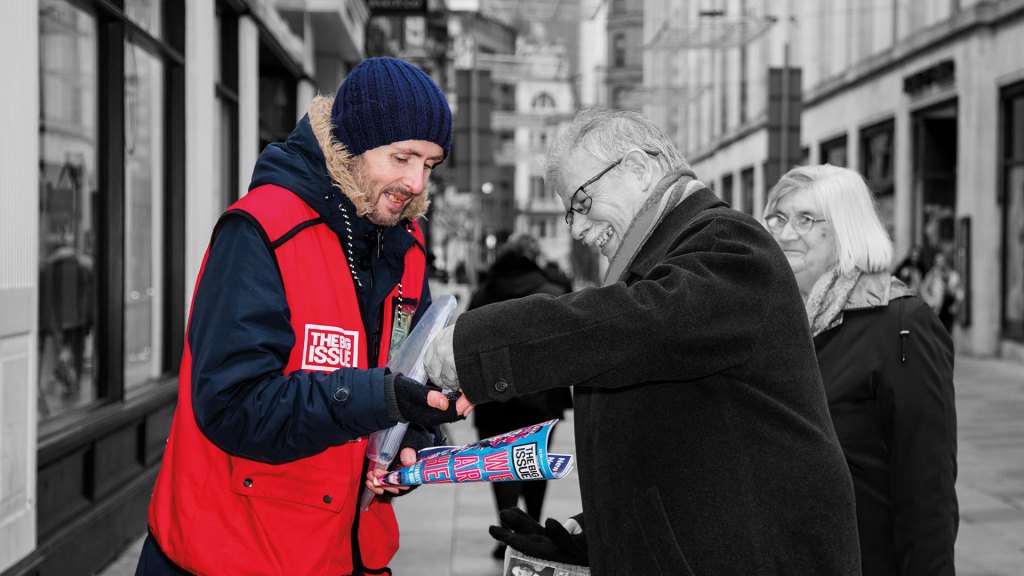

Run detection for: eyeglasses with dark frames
[[764, 213, 827, 235], [564, 150, 661, 226]]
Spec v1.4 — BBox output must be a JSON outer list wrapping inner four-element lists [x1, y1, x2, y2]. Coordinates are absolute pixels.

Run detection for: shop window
[[860, 120, 895, 239], [531, 92, 556, 110], [38, 0, 99, 419], [820, 134, 848, 167], [740, 167, 755, 216], [124, 40, 165, 392], [215, 3, 240, 209], [1001, 85, 1024, 338], [720, 173, 734, 205], [529, 176, 545, 202], [38, 0, 184, 425], [613, 33, 626, 68], [125, 0, 163, 39]]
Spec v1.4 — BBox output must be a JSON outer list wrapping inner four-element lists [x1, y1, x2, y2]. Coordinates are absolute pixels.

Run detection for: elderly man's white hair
[[544, 107, 689, 189]]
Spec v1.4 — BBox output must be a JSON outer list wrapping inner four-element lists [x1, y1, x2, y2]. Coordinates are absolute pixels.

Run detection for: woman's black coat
[[453, 189, 861, 575], [815, 291, 957, 576]]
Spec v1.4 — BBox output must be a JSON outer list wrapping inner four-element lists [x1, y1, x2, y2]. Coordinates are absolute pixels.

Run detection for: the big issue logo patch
[[302, 324, 360, 371]]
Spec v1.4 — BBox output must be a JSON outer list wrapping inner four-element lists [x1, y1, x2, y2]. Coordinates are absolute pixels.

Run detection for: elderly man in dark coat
[[425, 108, 860, 575]]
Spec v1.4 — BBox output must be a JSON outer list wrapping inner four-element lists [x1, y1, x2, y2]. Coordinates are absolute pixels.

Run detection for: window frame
[[1000, 81, 1024, 341], [37, 0, 185, 446]]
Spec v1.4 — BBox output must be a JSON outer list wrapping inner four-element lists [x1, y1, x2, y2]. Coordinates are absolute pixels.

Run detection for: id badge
[[387, 302, 417, 362]]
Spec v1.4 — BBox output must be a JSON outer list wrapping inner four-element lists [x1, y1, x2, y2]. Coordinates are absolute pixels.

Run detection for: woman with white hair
[[764, 164, 958, 576]]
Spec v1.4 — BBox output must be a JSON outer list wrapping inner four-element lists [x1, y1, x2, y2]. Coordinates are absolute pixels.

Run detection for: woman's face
[[768, 187, 837, 298]]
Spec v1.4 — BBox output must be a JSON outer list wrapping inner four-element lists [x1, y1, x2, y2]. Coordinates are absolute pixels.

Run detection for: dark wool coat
[[815, 290, 957, 576], [454, 188, 861, 575], [468, 251, 573, 437]]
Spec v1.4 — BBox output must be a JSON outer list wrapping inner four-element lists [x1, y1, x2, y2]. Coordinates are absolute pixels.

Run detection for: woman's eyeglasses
[[564, 150, 660, 226], [764, 213, 827, 235]]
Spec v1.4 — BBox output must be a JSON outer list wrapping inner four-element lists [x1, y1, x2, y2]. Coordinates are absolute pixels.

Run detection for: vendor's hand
[[455, 393, 475, 417], [365, 424, 441, 498], [364, 466, 410, 496], [423, 325, 460, 395], [384, 372, 464, 427]]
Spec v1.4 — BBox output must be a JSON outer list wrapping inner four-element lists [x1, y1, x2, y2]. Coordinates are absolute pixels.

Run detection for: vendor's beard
[[354, 168, 406, 227], [368, 186, 406, 227]]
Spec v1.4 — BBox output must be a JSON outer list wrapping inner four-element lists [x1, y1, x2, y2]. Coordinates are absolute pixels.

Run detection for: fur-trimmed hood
[[249, 94, 429, 222]]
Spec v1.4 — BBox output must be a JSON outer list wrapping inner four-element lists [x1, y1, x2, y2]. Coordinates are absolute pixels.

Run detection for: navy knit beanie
[[332, 57, 452, 159]]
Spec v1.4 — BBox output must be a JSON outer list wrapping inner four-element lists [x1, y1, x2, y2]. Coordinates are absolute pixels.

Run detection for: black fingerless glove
[[383, 372, 464, 427], [488, 507, 589, 566], [378, 424, 446, 501], [393, 423, 445, 470]]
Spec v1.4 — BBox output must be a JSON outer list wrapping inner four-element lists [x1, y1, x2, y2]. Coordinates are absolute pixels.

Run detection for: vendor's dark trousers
[[493, 480, 548, 521]]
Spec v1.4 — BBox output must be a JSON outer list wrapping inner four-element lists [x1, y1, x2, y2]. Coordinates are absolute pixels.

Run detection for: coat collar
[[843, 271, 913, 311], [623, 187, 725, 282]]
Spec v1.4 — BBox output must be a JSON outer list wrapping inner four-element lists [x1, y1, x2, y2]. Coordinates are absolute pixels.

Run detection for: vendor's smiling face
[[355, 140, 444, 226]]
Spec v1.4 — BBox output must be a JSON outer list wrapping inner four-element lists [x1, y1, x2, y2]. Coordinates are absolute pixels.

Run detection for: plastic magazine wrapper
[[358, 294, 457, 511]]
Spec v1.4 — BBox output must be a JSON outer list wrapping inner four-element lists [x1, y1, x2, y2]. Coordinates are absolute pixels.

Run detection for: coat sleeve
[[188, 216, 395, 464], [453, 215, 776, 402], [884, 299, 958, 575]]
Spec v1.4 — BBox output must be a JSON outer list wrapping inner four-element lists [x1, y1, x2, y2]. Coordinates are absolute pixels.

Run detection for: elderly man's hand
[[424, 324, 459, 394]]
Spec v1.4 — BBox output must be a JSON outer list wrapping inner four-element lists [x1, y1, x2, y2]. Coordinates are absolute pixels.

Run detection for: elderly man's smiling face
[[558, 147, 647, 258]]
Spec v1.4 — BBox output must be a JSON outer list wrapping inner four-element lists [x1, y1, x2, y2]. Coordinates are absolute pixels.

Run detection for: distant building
[[629, 0, 1024, 361]]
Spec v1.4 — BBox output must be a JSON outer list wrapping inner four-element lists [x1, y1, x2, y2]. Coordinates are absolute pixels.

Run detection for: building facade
[[0, 1, 372, 574], [635, 0, 1024, 361]]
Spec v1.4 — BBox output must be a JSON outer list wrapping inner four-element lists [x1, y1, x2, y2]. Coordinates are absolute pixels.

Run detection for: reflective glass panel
[[38, 0, 99, 420], [124, 40, 165, 392], [124, 0, 163, 39]]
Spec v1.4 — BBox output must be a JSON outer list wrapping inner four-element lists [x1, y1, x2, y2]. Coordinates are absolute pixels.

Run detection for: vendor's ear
[[621, 148, 656, 192]]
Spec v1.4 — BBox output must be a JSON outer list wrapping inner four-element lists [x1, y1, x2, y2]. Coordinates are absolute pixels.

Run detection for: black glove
[[391, 423, 444, 470], [384, 372, 464, 427], [378, 424, 445, 501], [488, 507, 589, 566]]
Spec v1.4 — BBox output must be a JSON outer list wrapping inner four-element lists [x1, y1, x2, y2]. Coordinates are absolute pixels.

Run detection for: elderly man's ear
[[622, 148, 656, 192]]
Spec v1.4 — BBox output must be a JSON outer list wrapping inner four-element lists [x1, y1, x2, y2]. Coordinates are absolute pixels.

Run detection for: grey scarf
[[602, 168, 704, 286], [804, 267, 862, 337], [805, 267, 911, 337]]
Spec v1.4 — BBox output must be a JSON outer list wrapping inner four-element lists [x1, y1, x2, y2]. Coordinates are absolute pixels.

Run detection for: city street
[[100, 354, 1024, 576]]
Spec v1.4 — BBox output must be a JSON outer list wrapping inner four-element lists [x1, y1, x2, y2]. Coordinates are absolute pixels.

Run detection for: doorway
[[912, 102, 958, 269]]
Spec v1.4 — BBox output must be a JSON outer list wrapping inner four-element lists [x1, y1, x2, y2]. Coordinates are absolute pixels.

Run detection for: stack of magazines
[[503, 548, 590, 576]]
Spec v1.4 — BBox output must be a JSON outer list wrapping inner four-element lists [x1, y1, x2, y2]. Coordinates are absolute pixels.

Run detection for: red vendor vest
[[147, 184, 426, 575]]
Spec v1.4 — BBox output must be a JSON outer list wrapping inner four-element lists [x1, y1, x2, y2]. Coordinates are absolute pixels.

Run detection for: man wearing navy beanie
[[136, 58, 466, 576]]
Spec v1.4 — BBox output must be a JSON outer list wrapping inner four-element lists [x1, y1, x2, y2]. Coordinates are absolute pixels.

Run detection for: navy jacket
[[189, 114, 432, 464]]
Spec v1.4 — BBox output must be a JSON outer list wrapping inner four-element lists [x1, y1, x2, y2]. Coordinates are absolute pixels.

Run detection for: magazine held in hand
[[373, 419, 574, 487]]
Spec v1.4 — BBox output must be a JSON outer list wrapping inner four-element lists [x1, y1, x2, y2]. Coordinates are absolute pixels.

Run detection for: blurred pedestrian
[[542, 261, 573, 293], [425, 108, 860, 575], [894, 244, 926, 294], [468, 233, 573, 559], [922, 251, 963, 333], [764, 163, 958, 576], [136, 57, 466, 576], [39, 225, 94, 399]]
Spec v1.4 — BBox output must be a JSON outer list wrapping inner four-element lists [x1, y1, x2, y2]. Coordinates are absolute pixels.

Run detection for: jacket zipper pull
[[899, 329, 910, 363]]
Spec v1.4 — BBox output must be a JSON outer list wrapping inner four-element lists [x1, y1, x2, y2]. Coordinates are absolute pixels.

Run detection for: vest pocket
[[228, 451, 354, 513]]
